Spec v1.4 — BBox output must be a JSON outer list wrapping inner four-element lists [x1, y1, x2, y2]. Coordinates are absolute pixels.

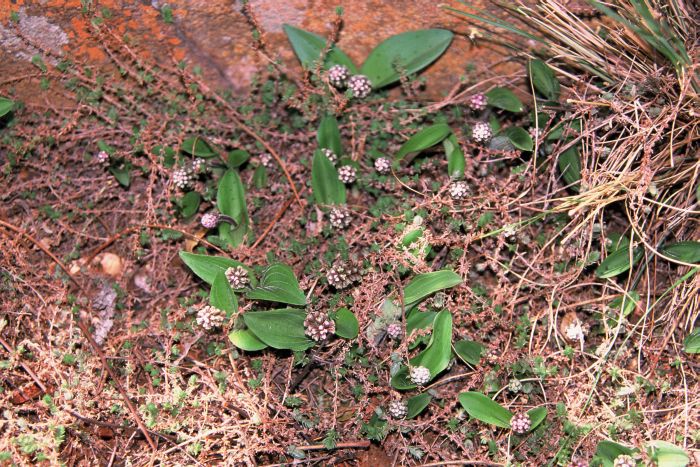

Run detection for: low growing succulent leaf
[[485, 87, 523, 112], [246, 263, 306, 306], [179, 251, 255, 286], [458, 392, 513, 428], [593, 440, 637, 467], [528, 59, 560, 101], [683, 328, 700, 354], [312, 149, 346, 206], [333, 308, 359, 339], [0, 97, 15, 118], [504, 127, 534, 151], [283, 24, 357, 72], [210, 272, 238, 315], [453, 339, 484, 366], [317, 115, 343, 157], [409, 310, 452, 380], [181, 136, 217, 158], [403, 270, 461, 306], [229, 328, 268, 351], [443, 133, 465, 179], [406, 393, 432, 419], [660, 241, 700, 264], [395, 124, 451, 161], [596, 247, 643, 278], [526, 407, 547, 432], [360, 29, 453, 88], [647, 440, 689, 467], [243, 309, 314, 351]]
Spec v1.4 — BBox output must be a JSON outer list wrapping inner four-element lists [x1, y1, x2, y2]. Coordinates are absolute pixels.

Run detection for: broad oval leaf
[[594, 440, 637, 467], [504, 127, 534, 151], [0, 97, 15, 118], [406, 393, 432, 419], [181, 136, 217, 158], [312, 149, 346, 206], [403, 270, 461, 306], [453, 339, 484, 366], [529, 59, 560, 101], [283, 24, 357, 72], [317, 115, 342, 157], [660, 241, 700, 264], [683, 328, 700, 354], [243, 309, 314, 351], [608, 291, 640, 318], [360, 29, 453, 89], [596, 247, 643, 279], [246, 263, 306, 306], [229, 328, 268, 351], [647, 440, 689, 467], [526, 406, 547, 432], [443, 133, 465, 179], [109, 167, 131, 188], [458, 391, 513, 428], [227, 149, 250, 168], [558, 146, 581, 189], [179, 251, 255, 287], [217, 170, 249, 246], [485, 87, 523, 112], [410, 310, 453, 380], [390, 365, 414, 390], [210, 271, 238, 315], [406, 310, 437, 350], [334, 308, 359, 339], [489, 135, 516, 151], [180, 191, 200, 218], [395, 124, 451, 161]]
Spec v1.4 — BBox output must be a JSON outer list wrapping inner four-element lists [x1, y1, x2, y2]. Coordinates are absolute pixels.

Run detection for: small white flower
[[328, 64, 350, 88], [469, 93, 488, 111], [510, 412, 531, 434], [196, 305, 225, 330], [449, 181, 469, 201], [200, 212, 220, 229], [321, 148, 338, 164], [329, 207, 351, 230], [259, 152, 273, 168], [191, 158, 207, 174], [386, 323, 402, 339], [347, 75, 372, 99], [338, 165, 357, 184], [304, 310, 335, 341], [388, 400, 407, 419], [374, 157, 391, 175], [95, 150, 110, 166], [225, 266, 250, 289], [565, 321, 586, 343], [409, 366, 430, 386], [471, 122, 493, 143], [613, 454, 636, 467], [173, 167, 193, 190]]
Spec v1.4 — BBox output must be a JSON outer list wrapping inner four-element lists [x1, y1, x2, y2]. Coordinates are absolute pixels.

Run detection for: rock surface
[[0, 0, 505, 100]]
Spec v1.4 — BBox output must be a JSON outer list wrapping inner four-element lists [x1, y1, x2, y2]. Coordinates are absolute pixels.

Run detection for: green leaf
[[458, 392, 513, 428], [683, 328, 700, 354], [253, 164, 268, 189], [334, 308, 359, 339], [410, 310, 453, 380], [394, 124, 451, 161], [489, 135, 516, 151], [181, 136, 217, 158], [312, 149, 346, 205], [503, 127, 534, 151], [0, 98, 15, 118], [660, 241, 700, 264], [406, 311, 437, 349], [594, 440, 637, 467], [647, 440, 689, 467], [406, 393, 432, 419], [558, 146, 581, 188], [403, 270, 461, 307], [443, 133, 465, 179], [229, 328, 268, 351], [210, 272, 238, 315], [282, 24, 357, 72], [243, 309, 314, 351], [246, 263, 306, 306], [109, 167, 131, 188], [179, 251, 255, 286], [485, 87, 523, 112], [596, 247, 643, 279], [608, 291, 640, 318], [528, 59, 560, 101], [217, 170, 249, 247], [360, 29, 453, 89], [526, 407, 547, 432], [180, 191, 200, 218], [317, 115, 342, 157], [390, 366, 414, 390], [453, 339, 484, 366], [227, 149, 250, 168]]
